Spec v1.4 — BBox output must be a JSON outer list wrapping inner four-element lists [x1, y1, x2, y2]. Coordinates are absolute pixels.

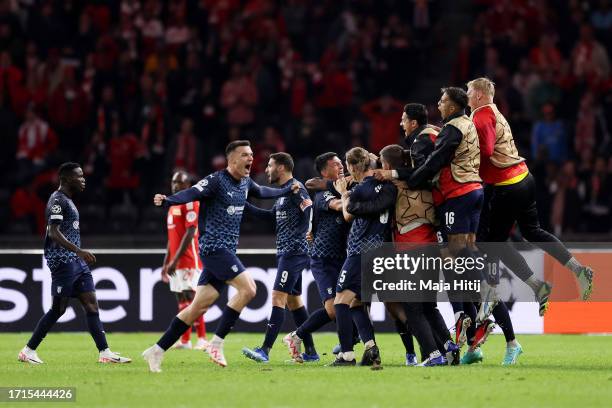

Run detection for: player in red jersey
[[162, 171, 208, 350], [468, 77, 593, 313]]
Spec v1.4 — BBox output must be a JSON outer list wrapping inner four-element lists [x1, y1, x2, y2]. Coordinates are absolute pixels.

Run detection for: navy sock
[[394, 319, 415, 354], [464, 302, 478, 346], [291, 306, 316, 354], [296, 308, 332, 339], [86, 312, 109, 351], [350, 305, 375, 344], [157, 317, 190, 351], [27, 309, 62, 350], [334, 304, 354, 353], [215, 306, 241, 339], [492, 302, 515, 342], [352, 321, 360, 343], [262, 306, 286, 352]]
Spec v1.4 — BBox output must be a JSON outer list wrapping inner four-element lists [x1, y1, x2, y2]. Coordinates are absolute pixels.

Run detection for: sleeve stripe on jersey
[[50, 215, 63, 220], [186, 202, 194, 210], [300, 198, 313, 211]]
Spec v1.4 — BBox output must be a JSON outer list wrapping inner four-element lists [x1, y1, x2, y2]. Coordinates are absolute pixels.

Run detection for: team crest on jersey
[[51, 204, 61, 214], [375, 184, 382, 193], [73, 221, 79, 229], [327, 287, 333, 295], [57, 286, 62, 294], [186, 211, 197, 222], [227, 206, 236, 215], [278, 197, 285, 206]]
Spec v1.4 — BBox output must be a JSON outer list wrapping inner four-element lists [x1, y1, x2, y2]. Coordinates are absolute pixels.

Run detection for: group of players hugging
[[17, 77, 594, 371]]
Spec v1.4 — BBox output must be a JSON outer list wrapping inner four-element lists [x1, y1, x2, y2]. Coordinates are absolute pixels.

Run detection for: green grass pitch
[[1, 332, 611, 407]]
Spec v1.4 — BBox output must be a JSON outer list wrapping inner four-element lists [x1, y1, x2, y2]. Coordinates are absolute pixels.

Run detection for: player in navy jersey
[[18, 163, 131, 365], [143, 141, 299, 372], [283, 152, 354, 363], [241, 152, 318, 363], [331, 147, 397, 367]]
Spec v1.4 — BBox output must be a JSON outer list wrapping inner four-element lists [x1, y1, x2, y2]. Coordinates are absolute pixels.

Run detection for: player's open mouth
[[245, 164, 252, 172]]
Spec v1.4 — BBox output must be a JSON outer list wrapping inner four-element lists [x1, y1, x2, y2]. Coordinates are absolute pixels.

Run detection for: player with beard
[[241, 152, 317, 363]]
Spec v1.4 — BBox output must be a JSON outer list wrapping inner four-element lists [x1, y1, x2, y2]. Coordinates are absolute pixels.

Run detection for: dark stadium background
[[0, 0, 610, 249]]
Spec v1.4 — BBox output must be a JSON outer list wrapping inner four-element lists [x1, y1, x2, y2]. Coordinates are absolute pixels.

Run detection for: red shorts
[[393, 224, 437, 252]]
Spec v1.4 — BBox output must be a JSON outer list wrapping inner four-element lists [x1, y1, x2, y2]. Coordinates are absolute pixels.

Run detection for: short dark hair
[[403, 103, 428, 126], [58, 162, 81, 180], [441, 87, 468, 111], [314, 152, 338, 175], [270, 152, 294, 172], [225, 140, 251, 156], [380, 145, 408, 169]]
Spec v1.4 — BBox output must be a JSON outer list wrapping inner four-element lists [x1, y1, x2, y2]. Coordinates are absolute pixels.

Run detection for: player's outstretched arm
[[347, 182, 397, 216], [154, 176, 216, 207], [244, 201, 275, 222], [48, 224, 96, 264], [248, 179, 298, 199]]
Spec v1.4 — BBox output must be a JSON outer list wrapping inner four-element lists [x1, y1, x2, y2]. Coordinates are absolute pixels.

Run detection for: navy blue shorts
[[199, 249, 246, 293], [336, 255, 362, 298], [310, 256, 344, 302], [274, 253, 309, 295], [51, 259, 95, 298], [437, 189, 484, 242]]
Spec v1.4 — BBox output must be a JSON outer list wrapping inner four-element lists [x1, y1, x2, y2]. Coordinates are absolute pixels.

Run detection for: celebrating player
[[142, 141, 299, 372], [18, 163, 131, 365], [162, 170, 208, 351], [283, 152, 352, 363], [330, 147, 396, 367], [405, 88, 484, 350], [241, 152, 318, 363], [467, 77, 594, 312]]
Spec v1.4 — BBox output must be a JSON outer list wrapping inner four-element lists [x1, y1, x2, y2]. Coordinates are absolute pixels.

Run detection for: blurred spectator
[[221, 63, 259, 127], [15, 104, 57, 184], [572, 25, 610, 85], [550, 160, 581, 234], [106, 116, 141, 206], [531, 104, 567, 164], [174, 117, 197, 175], [361, 94, 404, 154]]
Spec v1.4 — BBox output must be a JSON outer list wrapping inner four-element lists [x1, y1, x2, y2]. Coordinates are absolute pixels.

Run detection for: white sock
[[565, 257, 583, 276], [100, 348, 110, 353], [341, 351, 355, 361], [364, 339, 375, 349], [525, 275, 543, 292], [153, 344, 164, 353], [24, 346, 34, 353], [429, 350, 441, 359], [211, 335, 224, 345], [507, 340, 518, 348]]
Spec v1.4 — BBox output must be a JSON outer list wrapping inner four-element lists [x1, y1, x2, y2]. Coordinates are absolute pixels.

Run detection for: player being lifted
[[283, 152, 352, 363], [162, 170, 208, 351], [143, 141, 299, 372], [18, 162, 131, 365], [331, 147, 397, 367], [241, 152, 318, 363]]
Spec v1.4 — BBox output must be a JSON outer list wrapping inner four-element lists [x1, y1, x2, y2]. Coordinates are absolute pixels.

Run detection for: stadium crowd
[[0, 0, 610, 237]]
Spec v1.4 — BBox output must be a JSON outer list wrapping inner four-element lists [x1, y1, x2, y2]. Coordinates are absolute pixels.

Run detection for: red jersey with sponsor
[[167, 201, 201, 270], [471, 104, 528, 185]]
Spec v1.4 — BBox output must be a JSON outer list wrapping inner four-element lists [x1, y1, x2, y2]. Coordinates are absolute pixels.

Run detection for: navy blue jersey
[[44, 191, 80, 271], [165, 169, 293, 254], [273, 179, 312, 255], [310, 190, 350, 259], [346, 177, 395, 256]]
